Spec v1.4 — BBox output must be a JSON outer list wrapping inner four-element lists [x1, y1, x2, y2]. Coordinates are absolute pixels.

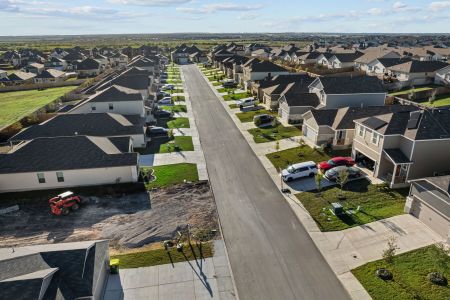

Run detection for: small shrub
[[382, 236, 399, 265]]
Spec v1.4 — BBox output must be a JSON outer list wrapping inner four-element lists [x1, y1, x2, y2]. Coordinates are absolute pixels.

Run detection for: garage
[[408, 176, 450, 241], [303, 124, 316, 141]]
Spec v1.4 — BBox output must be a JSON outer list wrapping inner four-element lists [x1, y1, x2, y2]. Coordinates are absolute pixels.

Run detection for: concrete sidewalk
[[104, 240, 236, 300]]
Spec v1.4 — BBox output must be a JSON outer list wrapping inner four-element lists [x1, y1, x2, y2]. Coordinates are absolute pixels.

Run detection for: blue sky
[[0, 0, 449, 35]]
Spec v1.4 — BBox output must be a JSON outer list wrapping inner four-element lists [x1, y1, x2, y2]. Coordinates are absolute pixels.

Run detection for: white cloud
[[392, 1, 407, 10], [108, 0, 191, 6], [177, 2, 262, 14], [428, 1, 450, 11], [237, 12, 259, 20], [368, 7, 382, 15]]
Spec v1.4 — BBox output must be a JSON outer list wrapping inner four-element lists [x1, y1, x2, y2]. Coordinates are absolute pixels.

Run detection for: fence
[[0, 79, 85, 93]]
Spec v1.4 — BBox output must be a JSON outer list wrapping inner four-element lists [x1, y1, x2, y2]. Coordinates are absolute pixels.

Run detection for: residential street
[[182, 64, 350, 300]]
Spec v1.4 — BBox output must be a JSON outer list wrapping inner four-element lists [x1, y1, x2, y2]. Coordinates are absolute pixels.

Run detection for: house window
[[37, 173, 46, 184], [358, 125, 365, 137], [109, 103, 114, 110], [371, 132, 380, 145], [56, 172, 64, 182], [91, 105, 96, 111]]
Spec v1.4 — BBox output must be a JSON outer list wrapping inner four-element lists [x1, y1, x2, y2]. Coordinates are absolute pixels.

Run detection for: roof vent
[[407, 111, 421, 129]]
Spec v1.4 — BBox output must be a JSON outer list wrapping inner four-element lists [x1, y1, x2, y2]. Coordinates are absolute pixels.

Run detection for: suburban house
[[251, 48, 271, 59], [5, 71, 36, 84], [327, 52, 364, 69], [128, 57, 155, 73], [70, 85, 147, 117], [44, 57, 68, 71], [435, 65, 450, 86], [11, 113, 146, 148], [110, 52, 129, 67], [298, 52, 330, 65], [0, 69, 6, 79], [352, 108, 450, 188], [252, 74, 312, 101], [241, 59, 290, 89], [93, 53, 109, 68], [221, 55, 250, 81], [25, 62, 44, 74], [308, 76, 387, 109], [76, 58, 101, 77], [302, 105, 417, 149], [0, 240, 110, 299], [354, 49, 401, 71], [189, 52, 208, 63], [108, 68, 154, 99], [277, 84, 321, 123], [366, 57, 411, 76], [33, 69, 66, 84], [387, 60, 449, 87], [405, 175, 450, 242], [171, 44, 202, 64], [0, 136, 138, 192]]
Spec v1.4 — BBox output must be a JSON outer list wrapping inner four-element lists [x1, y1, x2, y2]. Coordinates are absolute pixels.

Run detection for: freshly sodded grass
[[159, 136, 194, 153], [156, 117, 190, 129], [296, 179, 407, 231], [167, 79, 182, 84], [421, 93, 450, 107], [0, 86, 76, 128], [222, 92, 252, 101], [144, 163, 199, 189], [236, 109, 277, 122], [266, 145, 351, 170], [212, 81, 222, 86], [229, 104, 238, 109], [389, 85, 437, 96], [248, 124, 302, 143], [352, 245, 449, 300], [159, 105, 187, 113], [168, 88, 184, 94], [171, 95, 185, 101], [111, 242, 213, 269]]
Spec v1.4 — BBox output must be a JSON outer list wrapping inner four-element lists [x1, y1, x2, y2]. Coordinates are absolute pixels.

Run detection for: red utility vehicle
[[318, 157, 355, 172], [49, 191, 81, 216]]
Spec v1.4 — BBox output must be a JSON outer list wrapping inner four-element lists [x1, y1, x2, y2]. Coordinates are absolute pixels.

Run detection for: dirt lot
[[0, 181, 218, 249]]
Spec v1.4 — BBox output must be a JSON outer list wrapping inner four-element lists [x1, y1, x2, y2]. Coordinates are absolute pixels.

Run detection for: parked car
[[236, 97, 257, 109], [281, 161, 318, 182], [153, 109, 173, 118], [222, 80, 238, 88], [318, 157, 355, 172], [147, 126, 169, 137], [324, 166, 362, 182], [162, 84, 174, 90], [157, 97, 173, 105], [253, 114, 274, 126]]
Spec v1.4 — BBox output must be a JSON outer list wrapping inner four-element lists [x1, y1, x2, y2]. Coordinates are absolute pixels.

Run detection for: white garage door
[[411, 200, 449, 238], [304, 125, 316, 140]]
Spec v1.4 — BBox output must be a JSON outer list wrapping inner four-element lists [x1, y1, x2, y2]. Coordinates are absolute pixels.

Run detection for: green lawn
[[389, 85, 437, 96], [167, 79, 182, 84], [420, 93, 450, 107], [296, 179, 407, 231], [352, 245, 449, 300], [168, 88, 184, 94], [137, 136, 194, 154], [248, 124, 302, 143], [159, 105, 187, 113], [112, 242, 213, 269], [212, 81, 222, 86], [229, 104, 238, 109], [143, 163, 199, 189], [222, 92, 252, 101], [157, 117, 190, 129], [171, 95, 185, 101], [0, 86, 76, 128], [236, 109, 277, 123], [266, 145, 351, 170]]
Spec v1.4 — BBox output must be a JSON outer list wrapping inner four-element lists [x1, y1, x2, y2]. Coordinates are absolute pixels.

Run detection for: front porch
[[379, 149, 413, 188]]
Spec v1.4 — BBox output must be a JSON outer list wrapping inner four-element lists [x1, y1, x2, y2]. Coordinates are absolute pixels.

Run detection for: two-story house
[[241, 59, 290, 90]]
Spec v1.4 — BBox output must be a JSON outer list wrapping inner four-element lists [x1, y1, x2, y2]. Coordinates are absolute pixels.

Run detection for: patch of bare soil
[[0, 181, 218, 249]]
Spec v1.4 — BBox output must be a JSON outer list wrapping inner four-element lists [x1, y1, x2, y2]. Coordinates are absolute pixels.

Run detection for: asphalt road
[[182, 65, 350, 300]]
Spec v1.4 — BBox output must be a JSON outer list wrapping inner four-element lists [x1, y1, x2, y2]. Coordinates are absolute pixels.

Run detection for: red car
[[318, 157, 355, 172]]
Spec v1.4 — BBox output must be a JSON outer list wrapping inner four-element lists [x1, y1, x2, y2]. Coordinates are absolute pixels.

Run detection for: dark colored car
[[253, 114, 274, 126], [318, 157, 355, 172], [222, 81, 238, 88], [153, 109, 173, 119], [324, 166, 362, 182], [147, 126, 169, 138]]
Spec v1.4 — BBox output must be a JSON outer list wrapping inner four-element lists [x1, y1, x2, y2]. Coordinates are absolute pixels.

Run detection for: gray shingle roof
[[90, 84, 143, 102], [313, 76, 386, 94], [388, 60, 448, 73], [384, 148, 412, 164], [11, 113, 143, 142], [76, 58, 100, 70], [0, 136, 137, 174], [245, 59, 289, 73]]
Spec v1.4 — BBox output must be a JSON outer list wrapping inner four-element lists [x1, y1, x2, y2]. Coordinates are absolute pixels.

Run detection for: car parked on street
[[281, 161, 318, 182], [146, 126, 169, 138], [236, 97, 257, 109], [253, 114, 274, 126], [324, 166, 362, 182], [318, 157, 355, 172], [157, 97, 173, 105]]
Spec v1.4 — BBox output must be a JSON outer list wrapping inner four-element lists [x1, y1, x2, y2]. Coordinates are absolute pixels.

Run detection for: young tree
[[315, 173, 324, 194], [275, 140, 280, 151], [336, 168, 349, 196], [382, 236, 399, 264]]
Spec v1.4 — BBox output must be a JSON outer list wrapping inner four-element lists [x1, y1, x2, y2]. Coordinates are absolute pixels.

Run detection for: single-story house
[[308, 76, 387, 109], [76, 58, 101, 77], [405, 176, 450, 242], [0, 240, 110, 299], [366, 57, 411, 76], [44, 57, 68, 71], [11, 113, 146, 148], [0, 136, 138, 192], [387, 60, 449, 86], [33, 69, 66, 84], [435, 65, 450, 86], [6, 71, 36, 84], [354, 49, 401, 71], [25, 62, 44, 74], [327, 52, 364, 69]]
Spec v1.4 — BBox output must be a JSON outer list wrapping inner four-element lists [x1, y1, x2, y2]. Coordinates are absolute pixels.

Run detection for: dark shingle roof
[[35, 69, 65, 79], [77, 58, 100, 70], [388, 60, 448, 73], [384, 148, 412, 164], [245, 59, 288, 73], [0, 136, 137, 174], [313, 76, 386, 94], [331, 52, 364, 63], [90, 84, 143, 102], [11, 113, 143, 142], [376, 57, 411, 68]]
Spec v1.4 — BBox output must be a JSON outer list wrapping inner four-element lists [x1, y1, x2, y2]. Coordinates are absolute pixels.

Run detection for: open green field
[[296, 180, 407, 231], [143, 163, 199, 189], [111, 242, 213, 269], [0, 86, 76, 128], [352, 245, 449, 300]]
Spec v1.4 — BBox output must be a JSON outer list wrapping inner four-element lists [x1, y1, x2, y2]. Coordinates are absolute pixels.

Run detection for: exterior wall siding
[[325, 93, 386, 109], [70, 101, 145, 117]]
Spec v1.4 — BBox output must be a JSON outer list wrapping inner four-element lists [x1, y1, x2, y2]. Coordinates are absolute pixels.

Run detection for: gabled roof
[[0, 136, 137, 174], [387, 60, 449, 73], [374, 57, 412, 68], [8, 71, 36, 81], [330, 52, 364, 63], [311, 76, 386, 94], [11, 113, 143, 142], [35, 69, 65, 79], [354, 48, 400, 64], [89, 84, 143, 102], [244, 59, 288, 73], [77, 58, 100, 70], [257, 74, 312, 89]]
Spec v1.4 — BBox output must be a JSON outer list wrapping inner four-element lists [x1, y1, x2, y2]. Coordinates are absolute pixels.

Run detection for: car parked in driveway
[[253, 114, 274, 126], [281, 161, 318, 182], [236, 97, 257, 109], [162, 84, 174, 90], [157, 97, 173, 105], [146, 126, 169, 138], [222, 79, 238, 88], [318, 157, 355, 172], [324, 166, 362, 182], [153, 109, 173, 118]]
